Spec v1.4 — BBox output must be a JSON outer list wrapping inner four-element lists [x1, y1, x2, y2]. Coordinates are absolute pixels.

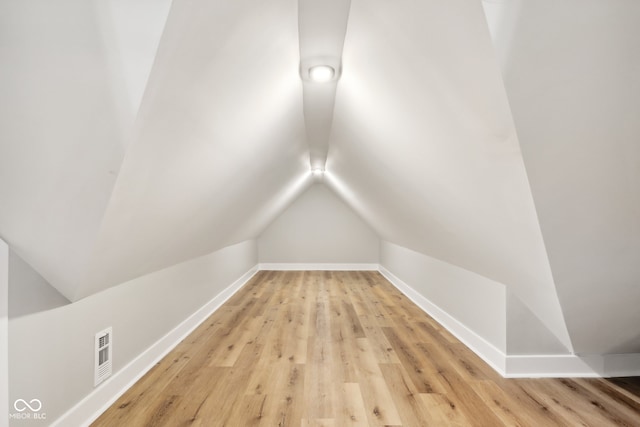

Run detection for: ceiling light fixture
[[308, 65, 335, 83]]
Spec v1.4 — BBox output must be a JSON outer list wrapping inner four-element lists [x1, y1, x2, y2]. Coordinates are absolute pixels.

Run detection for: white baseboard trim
[[259, 263, 378, 271], [504, 353, 640, 378], [378, 266, 507, 376], [378, 265, 640, 378], [50, 260, 640, 426], [51, 265, 259, 427], [504, 354, 599, 378]]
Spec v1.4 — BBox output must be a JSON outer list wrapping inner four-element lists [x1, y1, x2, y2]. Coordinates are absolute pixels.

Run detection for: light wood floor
[[92, 271, 640, 426]]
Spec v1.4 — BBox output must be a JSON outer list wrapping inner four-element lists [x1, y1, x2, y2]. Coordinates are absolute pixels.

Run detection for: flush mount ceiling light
[[308, 65, 335, 83], [300, 58, 341, 83]]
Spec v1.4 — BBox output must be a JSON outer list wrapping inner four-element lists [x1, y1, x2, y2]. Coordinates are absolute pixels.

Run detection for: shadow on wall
[[608, 333, 640, 355], [8, 250, 70, 319]]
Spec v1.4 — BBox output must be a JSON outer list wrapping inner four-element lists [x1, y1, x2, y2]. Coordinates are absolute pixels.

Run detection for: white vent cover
[[94, 327, 112, 386]]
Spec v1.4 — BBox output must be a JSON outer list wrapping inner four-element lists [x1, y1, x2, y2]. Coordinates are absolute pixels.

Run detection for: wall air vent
[[94, 327, 112, 386]]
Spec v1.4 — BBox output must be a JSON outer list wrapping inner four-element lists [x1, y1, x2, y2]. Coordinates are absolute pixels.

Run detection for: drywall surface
[[326, 0, 572, 352], [8, 250, 70, 319], [0, 0, 127, 300], [85, 0, 310, 298], [8, 240, 256, 426], [1, 239, 8, 425], [0, 0, 172, 302], [506, 292, 570, 355], [380, 241, 506, 353], [97, 0, 173, 126], [484, 0, 640, 354], [258, 184, 379, 264]]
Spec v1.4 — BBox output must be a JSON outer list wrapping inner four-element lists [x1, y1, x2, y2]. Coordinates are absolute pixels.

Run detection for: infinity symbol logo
[[14, 399, 42, 412]]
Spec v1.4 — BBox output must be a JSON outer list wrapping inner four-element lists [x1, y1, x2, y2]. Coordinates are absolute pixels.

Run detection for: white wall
[[0, 0, 127, 301], [8, 251, 70, 319], [1, 239, 8, 425], [326, 0, 572, 353], [85, 0, 310, 298], [506, 291, 569, 355], [9, 240, 257, 426], [258, 183, 379, 264], [0, 0, 173, 302], [483, 0, 640, 354], [380, 241, 506, 353]]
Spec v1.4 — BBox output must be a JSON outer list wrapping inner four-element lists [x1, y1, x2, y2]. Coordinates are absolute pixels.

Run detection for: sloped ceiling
[[325, 0, 572, 351], [0, 0, 136, 300], [1, 0, 638, 356], [299, 0, 351, 170], [483, 0, 640, 354], [83, 0, 311, 298]]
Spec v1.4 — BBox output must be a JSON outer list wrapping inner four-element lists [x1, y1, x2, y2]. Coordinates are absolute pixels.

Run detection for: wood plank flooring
[[92, 271, 640, 426]]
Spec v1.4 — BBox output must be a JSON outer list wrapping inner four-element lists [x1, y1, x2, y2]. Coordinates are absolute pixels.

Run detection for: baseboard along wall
[[378, 265, 640, 379], [53, 262, 640, 426], [51, 266, 259, 427], [258, 263, 379, 271]]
